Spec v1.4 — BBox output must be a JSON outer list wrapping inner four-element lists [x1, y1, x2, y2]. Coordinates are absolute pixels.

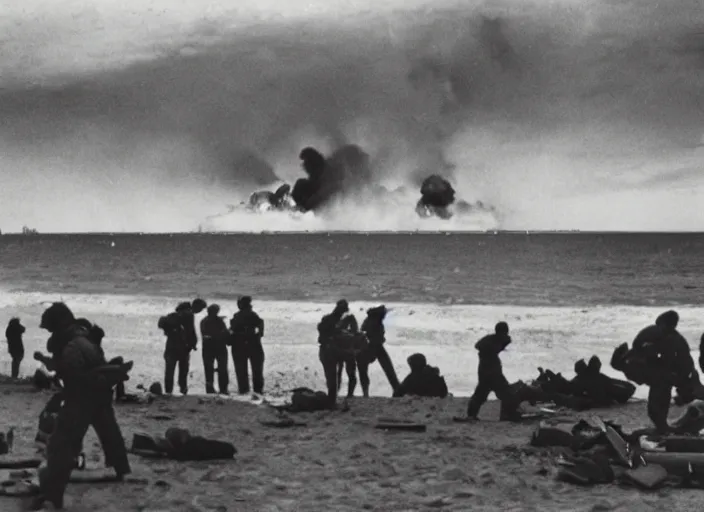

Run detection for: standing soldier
[[31, 302, 130, 510], [465, 322, 520, 421], [5, 318, 25, 379], [159, 312, 189, 395], [200, 304, 230, 394], [230, 296, 265, 395]]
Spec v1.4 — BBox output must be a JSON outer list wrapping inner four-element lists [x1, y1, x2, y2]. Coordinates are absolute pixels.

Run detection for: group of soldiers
[[315, 299, 451, 406], [152, 295, 453, 407], [7, 297, 704, 510], [157, 296, 265, 396]]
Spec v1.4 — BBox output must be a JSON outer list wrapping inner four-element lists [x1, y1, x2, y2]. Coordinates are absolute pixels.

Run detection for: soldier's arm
[[34, 351, 56, 370], [255, 314, 265, 337]]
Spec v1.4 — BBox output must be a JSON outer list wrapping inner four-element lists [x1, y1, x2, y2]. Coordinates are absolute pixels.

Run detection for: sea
[[1, 232, 703, 400]]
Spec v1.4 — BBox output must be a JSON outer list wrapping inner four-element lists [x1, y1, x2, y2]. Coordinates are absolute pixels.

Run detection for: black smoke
[[0, 0, 702, 232]]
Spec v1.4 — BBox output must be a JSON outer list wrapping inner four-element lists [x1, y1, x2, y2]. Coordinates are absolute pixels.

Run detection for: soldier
[[31, 303, 130, 510], [200, 304, 230, 394], [230, 296, 265, 394]]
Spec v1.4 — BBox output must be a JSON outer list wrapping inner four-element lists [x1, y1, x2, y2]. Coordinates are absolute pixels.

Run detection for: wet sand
[[1, 383, 701, 512]]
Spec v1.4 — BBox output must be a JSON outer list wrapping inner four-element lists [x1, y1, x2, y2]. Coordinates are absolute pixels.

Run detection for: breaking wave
[[0, 0, 702, 232]]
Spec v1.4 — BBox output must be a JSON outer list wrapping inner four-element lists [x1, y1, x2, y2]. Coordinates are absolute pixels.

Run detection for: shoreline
[[3, 288, 703, 309]]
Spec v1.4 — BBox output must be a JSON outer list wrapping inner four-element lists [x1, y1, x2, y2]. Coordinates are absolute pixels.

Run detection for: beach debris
[[534, 358, 636, 411], [130, 429, 236, 461], [259, 417, 308, 428], [670, 401, 704, 434], [142, 382, 163, 396], [620, 464, 669, 490], [0, 456, 42, 469], [375, 418, 427, 432], [274, 388, 335, 413], [530, 414, 704, 490], [555, 451, 615, 485], [592, 416, 631, 467], [146, 415, 174, 422]]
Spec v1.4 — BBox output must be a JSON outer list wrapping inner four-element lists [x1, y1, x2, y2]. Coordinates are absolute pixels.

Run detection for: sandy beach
[[2, 237, 704, 510], [1, 381, 701, 512]]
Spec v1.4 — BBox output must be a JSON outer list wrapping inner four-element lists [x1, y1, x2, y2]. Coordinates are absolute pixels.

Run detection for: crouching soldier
[[393, 353, 448, 398]]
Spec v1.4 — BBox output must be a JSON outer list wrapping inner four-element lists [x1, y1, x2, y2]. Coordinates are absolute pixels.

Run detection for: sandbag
[[621, 464, 669, 490], [671, 401, 704, 434], [289, 388, 330, 412], [165, 429, 236, 461], [131, 431, 236, 461], [555, 453, 614, 486], [530, 420, 577, 448]]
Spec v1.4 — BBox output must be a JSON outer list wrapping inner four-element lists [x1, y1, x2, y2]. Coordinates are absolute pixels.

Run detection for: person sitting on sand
[[569, 356, 635, 407], [360, 305, 400, 394], [393, 353, 448, 398], [317, 299, 353, 408], [159, 312, 190, 395], [465, 322, 521, 421], [5, 317, 25, 379], [230, 296, 265, 395], [31, 302, 131, 511], [200, 304, 230, 394]]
